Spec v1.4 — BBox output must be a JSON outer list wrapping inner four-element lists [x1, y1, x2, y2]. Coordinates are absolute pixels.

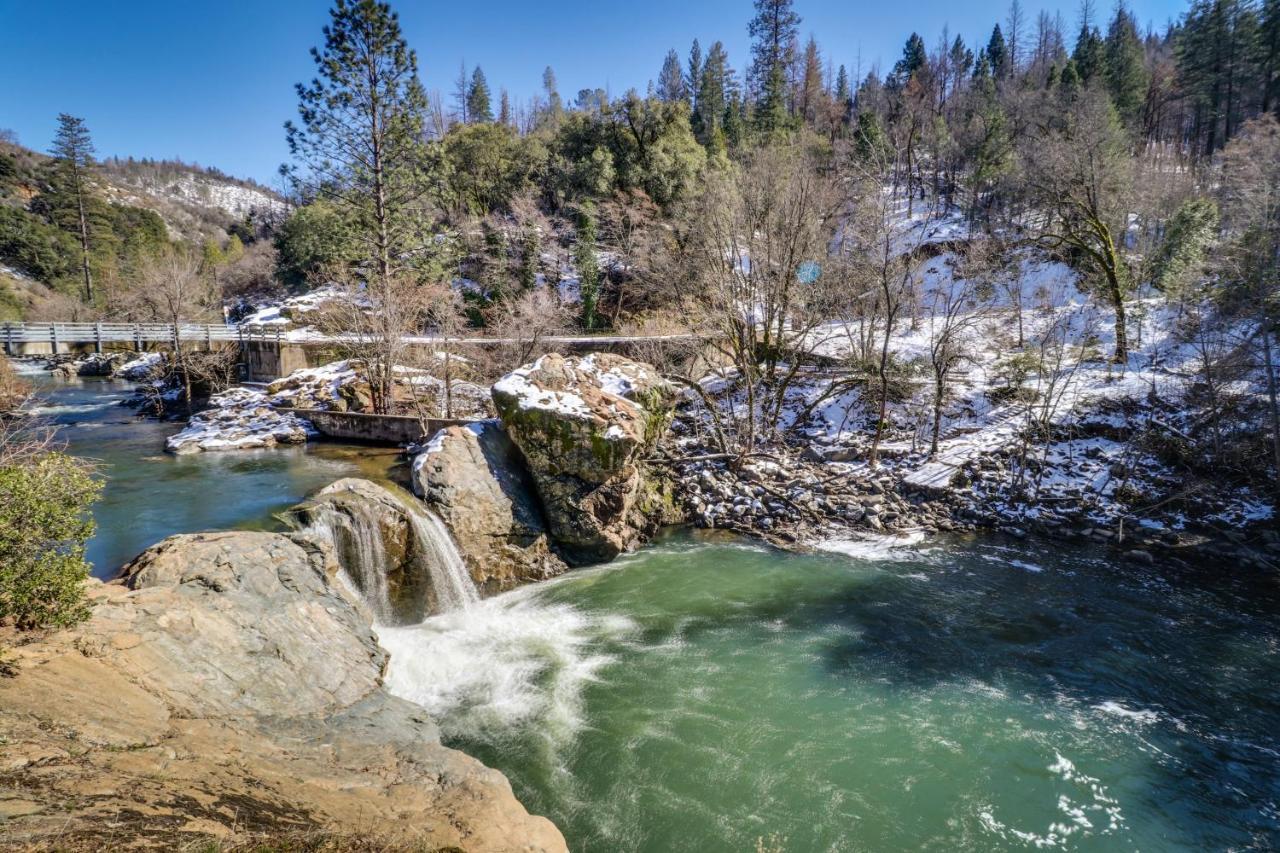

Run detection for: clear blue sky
[[0, 0, 1187, 185]]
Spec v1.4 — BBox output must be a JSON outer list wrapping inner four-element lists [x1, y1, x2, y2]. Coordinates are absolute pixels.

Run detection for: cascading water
[[302, 489, 479, 624], [407, 507, 480, 612], [303, 502, 395, 623]]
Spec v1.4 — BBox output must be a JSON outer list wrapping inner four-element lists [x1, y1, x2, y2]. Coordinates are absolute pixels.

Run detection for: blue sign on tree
[[796, 261, 821, 283]]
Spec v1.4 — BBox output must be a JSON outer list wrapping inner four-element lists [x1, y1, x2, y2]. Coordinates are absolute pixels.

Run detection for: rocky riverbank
[[0, 531, 566, 852]]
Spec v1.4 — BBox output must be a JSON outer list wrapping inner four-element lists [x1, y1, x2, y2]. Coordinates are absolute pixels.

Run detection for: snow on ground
[[677, 227, 1274, 532]]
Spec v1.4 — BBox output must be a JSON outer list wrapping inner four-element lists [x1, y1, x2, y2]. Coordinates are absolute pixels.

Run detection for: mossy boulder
[[491, 353, 676, 564], [413, 421, 567, 593]]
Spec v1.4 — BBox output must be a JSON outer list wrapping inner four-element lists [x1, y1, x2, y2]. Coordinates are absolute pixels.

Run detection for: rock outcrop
[[165, 387, 316, 454], [491, 353, 679, 564], [414, 421, 568, 594], [0, 531, 566, 852]]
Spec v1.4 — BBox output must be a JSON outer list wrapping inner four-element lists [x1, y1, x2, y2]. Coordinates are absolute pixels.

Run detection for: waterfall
[[301, 490, 478, 624], [303, 502, 395, 624], [407, 506, 480, 612]]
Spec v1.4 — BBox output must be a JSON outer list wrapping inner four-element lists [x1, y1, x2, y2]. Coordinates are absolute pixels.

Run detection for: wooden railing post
[[3, 323, 11, 356], [50, 323, 58, 355], [94, 322, 103, 354], [135, 323, 142, 352]]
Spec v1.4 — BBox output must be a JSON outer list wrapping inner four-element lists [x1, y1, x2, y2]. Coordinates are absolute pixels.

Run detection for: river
[[24, 366, 1280, 851]]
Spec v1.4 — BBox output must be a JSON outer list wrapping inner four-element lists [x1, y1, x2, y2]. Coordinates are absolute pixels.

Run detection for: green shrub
[[0, 451, 101, 630]]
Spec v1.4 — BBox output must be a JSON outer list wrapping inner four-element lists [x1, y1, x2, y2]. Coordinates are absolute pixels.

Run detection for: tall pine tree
[[467, 66, 493, 122], [658, 49, 687, 102], [748, 0, 800, 119], [49, 114, 96, 303], [1104, 4, 1149, 130]]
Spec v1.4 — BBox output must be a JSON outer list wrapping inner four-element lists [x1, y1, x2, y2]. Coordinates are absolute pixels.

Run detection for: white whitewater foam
[[378, 584, 634, 745], [817, 530, 928, 562]]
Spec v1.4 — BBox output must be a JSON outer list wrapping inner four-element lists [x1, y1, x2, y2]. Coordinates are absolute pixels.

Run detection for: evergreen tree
[[949, 35, 975, 91], [284, 0, 431, 408], [498, 88, 512, 126], [1177, 0, 1261, 154], [756, 63, 791, 134], [1104, 4, 1149, 129], [987, 24, 1010, 79], [1262, 0, 1280, 113], [723, 90, 746, 148], [798, 36, 825, 124], [1073, 23, 1105, 82], [658, 49, 687, 102], [687, 39, 704, 110], [467, 66, 493, 123], [575, 204, 600, 330], [891, 33, 929, 89], [519, 225, 540, 292], [835, 64, 853, 130], [542, 66, 564, 127], [49, 114, 96, 303], [697, 41, 730, 146], [748, 0, 800, 108]]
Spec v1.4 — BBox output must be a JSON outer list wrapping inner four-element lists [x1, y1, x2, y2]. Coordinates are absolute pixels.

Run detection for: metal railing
[[1, 321, 711, 351]]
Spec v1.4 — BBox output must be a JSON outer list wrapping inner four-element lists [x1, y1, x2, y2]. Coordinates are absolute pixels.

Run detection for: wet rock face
[[286, 478, 438, 624], [491, 353, 677, 564], [0, 530, 567, 851], [413, 421, 567, 594]]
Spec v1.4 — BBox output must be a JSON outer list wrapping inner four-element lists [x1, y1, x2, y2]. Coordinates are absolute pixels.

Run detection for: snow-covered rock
[[165, 388, 316, 455], [491, 353, 678, 564]]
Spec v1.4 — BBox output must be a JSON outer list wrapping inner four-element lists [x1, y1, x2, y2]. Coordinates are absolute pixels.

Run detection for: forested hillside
[[0, 130, 282, 320]]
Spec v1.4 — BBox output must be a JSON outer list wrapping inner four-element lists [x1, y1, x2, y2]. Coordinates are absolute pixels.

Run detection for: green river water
[[27, 367, 1280, 852]]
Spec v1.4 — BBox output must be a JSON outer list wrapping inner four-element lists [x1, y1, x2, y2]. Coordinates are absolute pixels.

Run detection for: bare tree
[[925, 247, 993, 456], [670, 145, 841, 456], [124, 247, 220, 413]]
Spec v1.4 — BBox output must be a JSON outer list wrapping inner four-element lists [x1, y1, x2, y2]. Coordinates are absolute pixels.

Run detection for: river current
[[28, 368, 1280, 851]]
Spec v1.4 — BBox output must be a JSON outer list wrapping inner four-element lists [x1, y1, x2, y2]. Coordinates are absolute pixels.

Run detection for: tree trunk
[[1108, 268, 1128, 363], [72, 162, 93, 303]]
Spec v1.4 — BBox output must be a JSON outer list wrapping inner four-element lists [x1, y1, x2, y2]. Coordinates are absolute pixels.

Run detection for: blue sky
[[0, 0, 1187, 185]]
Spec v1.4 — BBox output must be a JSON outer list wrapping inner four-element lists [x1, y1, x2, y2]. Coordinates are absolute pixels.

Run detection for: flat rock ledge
[[0, 531, 566, 852]]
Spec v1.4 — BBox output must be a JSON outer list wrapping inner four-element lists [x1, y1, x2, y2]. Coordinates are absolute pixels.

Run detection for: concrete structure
[[289, 408, 477, 445]]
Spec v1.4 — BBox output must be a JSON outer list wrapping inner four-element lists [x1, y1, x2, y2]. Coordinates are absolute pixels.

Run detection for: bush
[[0, 450, 101, 630]]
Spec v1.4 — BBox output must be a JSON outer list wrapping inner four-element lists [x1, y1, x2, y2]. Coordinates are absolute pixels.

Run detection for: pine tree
[[542, 66, 564, 127], [658, 49, 687, 102], [1073, 23, 1105, 82], [987, 24, 1009, 79], [687, 39, 704, 110], [519, 225, 540, 291], [499, 88, 512, 126], [49, 114, 96, 303], [798, 36, 825, 124], [467, 66, 493, 122], [835, 64, 853, 130], [575, 204, 600, 330], [748, 0, 800, 108], [1262, 0, 1280, 113], [697, 41, 730, 145], [1104, 4, 1148, 129], [950, 35, 975, 91], [284, 0, 428, 325], [891, 33, 929, 89]]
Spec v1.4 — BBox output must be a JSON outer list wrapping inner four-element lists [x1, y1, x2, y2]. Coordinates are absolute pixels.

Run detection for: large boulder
[[0, 530, 566, 851], [491, 353, 680, 564], [414, 421, 567, 594], [286, 477, 473, 622]]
